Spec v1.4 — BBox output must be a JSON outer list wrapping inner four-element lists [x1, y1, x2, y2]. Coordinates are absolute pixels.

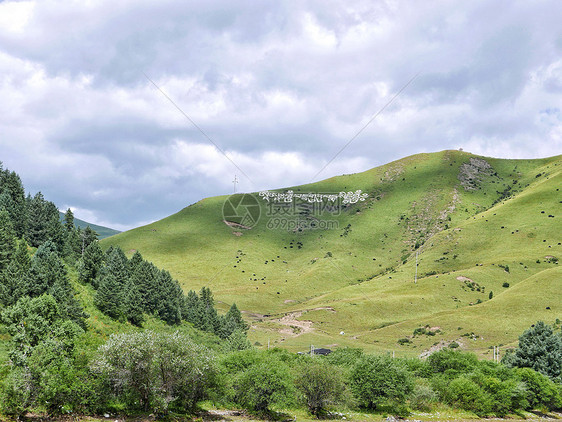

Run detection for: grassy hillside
[[59, 212, 121, 239], [102, 150, 561, 356]]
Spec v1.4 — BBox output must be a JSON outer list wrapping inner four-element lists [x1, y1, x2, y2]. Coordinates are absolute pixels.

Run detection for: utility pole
[[232, 175, 238, 193], [414, 251, 419, 283]]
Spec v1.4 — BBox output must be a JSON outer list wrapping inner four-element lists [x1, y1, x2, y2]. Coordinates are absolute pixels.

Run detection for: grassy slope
[[102, 150, 561, 356]]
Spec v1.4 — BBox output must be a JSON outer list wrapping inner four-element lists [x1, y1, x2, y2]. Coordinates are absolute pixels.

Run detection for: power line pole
[[232, 175, 238, 193], [414, 251, 419, 283]]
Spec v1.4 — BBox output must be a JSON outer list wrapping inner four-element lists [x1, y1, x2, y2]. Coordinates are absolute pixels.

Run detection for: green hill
[[101, 150, 561, 357], [59, 212, 120, 239]]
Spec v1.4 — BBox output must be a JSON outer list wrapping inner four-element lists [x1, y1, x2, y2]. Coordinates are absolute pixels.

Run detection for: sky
[[0, 0, 561, 231]]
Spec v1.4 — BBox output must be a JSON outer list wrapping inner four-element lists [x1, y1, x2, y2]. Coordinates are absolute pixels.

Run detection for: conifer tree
[[78, 241, 104, 285], [27, 240, 66, 297], [94, 273, 123, 320], [0, 209, 16, 271], [63, 208, 74, 232], [81, 226, 98, 253], [26, 192, 49, 247], [122, 278, 144, 326], [0, 169, 26, 237], [0, 240, 30, 306], [105, 247, 129, 284]]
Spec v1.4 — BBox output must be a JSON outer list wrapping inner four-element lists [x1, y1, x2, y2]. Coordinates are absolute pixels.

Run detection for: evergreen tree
[[183, 290, 201, 326], [26, 192, 49, 247], [45, 201, 64, 251], [128, 250, 143, 273], [105, 247, 129, 285], [504, 321, 562, 381], [78, 241, 104, 285], [155, 270, 182, 325], [63, 227, 81, 261], [199, 287, 221, 335], [0, 240, 30, 306], [122, 279, 144, 326], [63, 208, 74, 232], [0, 209, 16, 271], [222, 303, 248, 338], [130, 260, 159, 313], [27, 240, 67, 297], [81, 226, 98, 253], [0, 169, 27, 237], [94, 273, 123, 320]]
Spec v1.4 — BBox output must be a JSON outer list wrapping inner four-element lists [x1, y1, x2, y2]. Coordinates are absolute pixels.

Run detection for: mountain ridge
[[101, 150, 561, 356]]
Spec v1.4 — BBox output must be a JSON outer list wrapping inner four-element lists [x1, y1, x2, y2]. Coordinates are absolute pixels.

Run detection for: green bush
[[234, 357, 295, 413], [409, 381, 437, 411], [350, 354, 413, 413], [427, 349, 479, 377], [325, 347, 364, 368], [295, 361, 347, 417], [444, 376, 492, 416], [92, 330, 219, 413], [514, 367, 561, 410]]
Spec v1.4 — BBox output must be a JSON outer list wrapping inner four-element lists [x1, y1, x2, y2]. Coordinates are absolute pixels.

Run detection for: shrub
[[234, 358, 295, 413], [514, 367, 561, 410], [427, 349, 479, 377], [325, 347, 364, 369], [444, 376, 492, 416], [92, 331, 218, 413], [409, 381, 437, 411], [295, 361, 346, 417], [350, 355, 413, 412]]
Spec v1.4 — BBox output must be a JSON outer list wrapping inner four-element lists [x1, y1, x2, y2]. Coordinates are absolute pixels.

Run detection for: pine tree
[[27, 240, 67, 297], [26, 192, 49, 247], [128, 250, 143, 273], [122, 279, 144, 326], [0, 209, 16, 271], [78, 241, 104, 285], [0, 169, 26, 237], [222, 303, 248, 338], [81, 227, 98, 253], [130, 260, 159, 313], [0, 240, 30, 306], [155, 270, 182, 325], [94, 273, 123, 320], [45, 201, 64, 251], [63, 208, 74, 232], [105, 247, 129, 285]]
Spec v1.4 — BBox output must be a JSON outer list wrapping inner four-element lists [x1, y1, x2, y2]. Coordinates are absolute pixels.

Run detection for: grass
[[101, 150, 561, 356]]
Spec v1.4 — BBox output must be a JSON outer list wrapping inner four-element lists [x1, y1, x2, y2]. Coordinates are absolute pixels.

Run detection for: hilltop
[[102, 150, 561, 356], [58, 211, 121, 239]]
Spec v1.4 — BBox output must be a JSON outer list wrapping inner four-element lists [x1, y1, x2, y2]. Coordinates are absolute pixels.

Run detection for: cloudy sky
[[0, 0, 561, 230]]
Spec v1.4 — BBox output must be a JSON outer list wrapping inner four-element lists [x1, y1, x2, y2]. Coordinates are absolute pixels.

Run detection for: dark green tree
[[0, 209, 16, 271], [105, 247, 129, 285], [122, 279, 145, 326], [63, 208, 74, 232], [222, 303, 248, 338], [26, 192, 49, 247], [0, 168, 27, 237], [94, 273, 123, 320], [0, 240, 31, 306], [78, 241, 104, 285], [81, 226, 98, 253], [503, 321, 562, 381]]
